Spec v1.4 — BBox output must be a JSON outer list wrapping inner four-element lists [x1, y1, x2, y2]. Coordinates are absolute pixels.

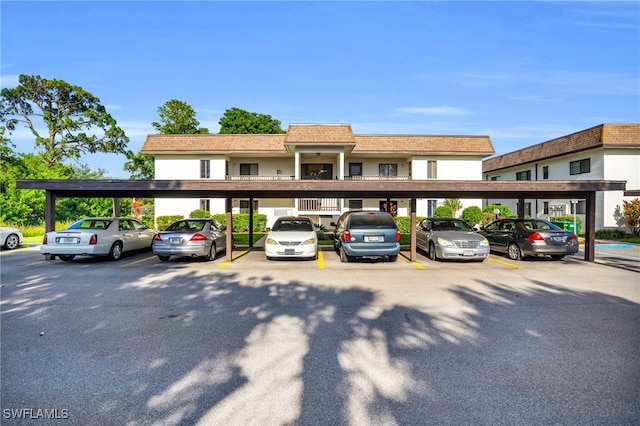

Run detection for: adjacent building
[[141, 124, 495, 227], [482, 124, 640, 232]]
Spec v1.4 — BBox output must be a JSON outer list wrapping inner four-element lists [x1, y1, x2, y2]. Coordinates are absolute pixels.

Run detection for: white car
[[265, 216, 318, 260], [40, 217, 156, 261], [0, 227, 24, 250]]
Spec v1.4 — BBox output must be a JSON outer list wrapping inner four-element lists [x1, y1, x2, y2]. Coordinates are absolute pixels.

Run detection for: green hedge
[[156, 215, 184, 231], [211, 213, 267, 232]]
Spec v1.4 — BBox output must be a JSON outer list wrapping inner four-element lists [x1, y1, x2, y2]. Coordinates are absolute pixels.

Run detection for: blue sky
[[2, 1, 639, 178]]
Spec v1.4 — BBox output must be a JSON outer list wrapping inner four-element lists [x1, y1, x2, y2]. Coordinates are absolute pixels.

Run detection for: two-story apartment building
[[142, 124, 495, 227], [482, 123, 640, 232]]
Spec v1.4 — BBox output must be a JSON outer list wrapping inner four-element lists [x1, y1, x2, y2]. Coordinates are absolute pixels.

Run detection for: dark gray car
[[478, 218, 579, 260], [331, 211, 401, 262]]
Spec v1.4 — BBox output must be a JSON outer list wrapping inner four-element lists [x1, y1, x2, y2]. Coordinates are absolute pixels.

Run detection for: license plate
[[57, 237, 78, 244], [285, 248, 295, 255], [551, 236, 565, 243], [169, 237, 183, 244], [463, 250, 474, 256], [365, 235, 382, 242]]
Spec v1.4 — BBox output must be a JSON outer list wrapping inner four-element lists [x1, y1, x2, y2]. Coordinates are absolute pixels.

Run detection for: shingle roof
[[483, 124, 640, 173], [141, 123, 495, 156]]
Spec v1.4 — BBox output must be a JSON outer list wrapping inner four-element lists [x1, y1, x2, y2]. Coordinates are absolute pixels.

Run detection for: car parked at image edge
[[152, 218, 227, 261], [40, 217, 156, 261], [332, 210, 401, 262], [478, 218, 579, 260], [0, 226, 24, 250], [416, 218, 490, 261]]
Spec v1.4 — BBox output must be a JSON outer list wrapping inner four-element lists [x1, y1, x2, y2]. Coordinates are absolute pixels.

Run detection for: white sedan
[[265, 216, 318, 260], [0, 227, 24, 250], [40, 218, 156, 261]]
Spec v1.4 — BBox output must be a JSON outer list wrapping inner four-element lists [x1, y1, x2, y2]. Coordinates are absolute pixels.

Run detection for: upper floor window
[[570, 159, 590, 175], [543, 166, 549, 179], [240, 163, 259, 176], [516, 170, 531, 181], [379, 163, 397, 177], [349, 163, 362, 177], [200, 160, 210, 179], [427, 160, 437, 179]]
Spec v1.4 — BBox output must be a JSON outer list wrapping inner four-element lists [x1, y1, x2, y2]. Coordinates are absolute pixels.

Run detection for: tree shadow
[[1, 265, 639, 425]]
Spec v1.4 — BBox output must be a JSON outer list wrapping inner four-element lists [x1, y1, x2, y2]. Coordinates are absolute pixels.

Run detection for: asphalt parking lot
[[1, 245, 639, 425]]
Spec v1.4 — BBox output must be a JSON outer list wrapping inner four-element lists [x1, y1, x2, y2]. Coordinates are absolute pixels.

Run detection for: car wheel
[[340, 246, 350, 263], [4, 233, 20, 250], [59, 255, 75, 261], [266, 256, 273, 261], [388, 254, 398, 262], [551, 255, 565, 260], [205, 243, 215, 261], [428, 242, 438, 261], [507, 243, 522, 261], [158, 255, 170, 262], [109, 241, 123, 261]]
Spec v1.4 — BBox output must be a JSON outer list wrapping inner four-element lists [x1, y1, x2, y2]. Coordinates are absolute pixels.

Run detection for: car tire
[[507, 243, 522, 261], [205, 243, 215, 261], [158, 255, 170, 262], [428, 242, 438, 261], [109, 241, 123, 261], [4, 233, 20, 250], [340, 246, 350, 263], [59, 255, 75, 261], [551, 255, 565, 260], [388, 254, 398, 262]]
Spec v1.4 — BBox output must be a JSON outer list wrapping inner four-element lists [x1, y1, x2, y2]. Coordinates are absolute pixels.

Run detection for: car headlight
[[265, 237, 279, 245], [479, 238, 489, 246], [437, 237, 452, 246], [302, 238, 316, 245]]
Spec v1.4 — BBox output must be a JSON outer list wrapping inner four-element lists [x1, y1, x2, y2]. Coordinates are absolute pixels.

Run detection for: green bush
[[434, 206, 453, 218], [210, 213, 267, 232], [462, 206, 483, 227], [483, 204, 512, 217], [550, 215, 582, 226], [189, 209, 212, 218], [595, 229, 627, 239], [156, 215, 184, 231]]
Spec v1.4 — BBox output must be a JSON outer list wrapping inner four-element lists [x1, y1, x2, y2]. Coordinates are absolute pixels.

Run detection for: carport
[[16, 178, 627, 262]]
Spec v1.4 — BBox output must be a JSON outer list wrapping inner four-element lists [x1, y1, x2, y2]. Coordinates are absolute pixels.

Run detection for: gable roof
[[483, 124, 640, 173], [141, 123, 495, 156]]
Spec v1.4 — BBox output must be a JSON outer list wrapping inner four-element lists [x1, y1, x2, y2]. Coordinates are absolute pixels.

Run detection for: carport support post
[[45, 190, 56, 260], [249, 197, 254, 248], [410, 198, 417, 262], [225, 197, 233, 262], [585, 192, 596, 262], [517, 197, 525, 218], [112, 198, 120, 217]]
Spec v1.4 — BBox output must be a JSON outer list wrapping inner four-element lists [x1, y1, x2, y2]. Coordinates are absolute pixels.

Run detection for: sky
[[1, 1, 639, 178]]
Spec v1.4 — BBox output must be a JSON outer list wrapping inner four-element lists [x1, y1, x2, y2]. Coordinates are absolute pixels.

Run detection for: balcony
[[226, 175, 295, 181], [343, 175, 410, 180], [297, 198, 341, 213], [225, 175, 411, 181]]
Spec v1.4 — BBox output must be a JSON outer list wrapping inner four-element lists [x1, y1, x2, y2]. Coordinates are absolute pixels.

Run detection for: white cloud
[[0, 74, 20, 89]]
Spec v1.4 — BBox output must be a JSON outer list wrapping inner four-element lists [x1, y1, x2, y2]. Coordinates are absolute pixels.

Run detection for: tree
[[124, 150, 155, 180], [462, 206, 483, 227], [0, 74, 129, 166], [218, 107, 285, 134], [151, 99, 209, 134], [434, 205, 453, 217], [622, 198, 640, 237], [443, 198, 463, 217]]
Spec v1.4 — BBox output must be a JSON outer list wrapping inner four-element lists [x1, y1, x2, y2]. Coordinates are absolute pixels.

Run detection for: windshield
[[431, 219, 473, 231], [272, 219, 313, 232]]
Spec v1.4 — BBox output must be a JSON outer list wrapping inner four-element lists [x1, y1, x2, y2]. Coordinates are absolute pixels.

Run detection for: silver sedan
[[152, 219, 226, 261], [416, 218, 490, 262]]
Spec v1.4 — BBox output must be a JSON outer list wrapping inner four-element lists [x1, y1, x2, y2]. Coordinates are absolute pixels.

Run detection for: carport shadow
[[1, 267, 639, 425]]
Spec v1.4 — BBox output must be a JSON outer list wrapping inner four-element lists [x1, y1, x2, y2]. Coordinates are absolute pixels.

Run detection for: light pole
[[493, 208, 500, 222]]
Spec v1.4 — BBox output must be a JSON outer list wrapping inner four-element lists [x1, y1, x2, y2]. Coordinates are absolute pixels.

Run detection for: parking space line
[[120, 255, 157, 267], [219, 249, 251, 268], [399, 252, 425, 269], [318, 250, 324, 269], [487, 256, 521, 269]]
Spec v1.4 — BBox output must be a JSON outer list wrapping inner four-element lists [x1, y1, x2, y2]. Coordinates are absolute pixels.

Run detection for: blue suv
[[331, 211, 401, 262]]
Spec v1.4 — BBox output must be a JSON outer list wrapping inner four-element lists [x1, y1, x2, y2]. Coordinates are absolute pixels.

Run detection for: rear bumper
[[152, 241, 210, 257], [523, 241, 579, 256], [40, 244, 110, 257], [342, 243, 401, 258]]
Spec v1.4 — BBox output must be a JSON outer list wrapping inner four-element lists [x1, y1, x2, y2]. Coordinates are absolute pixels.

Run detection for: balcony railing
[[343, 175, 410, 180], [225, 175, 411, 181], [298, 198, 340, 212], [226, 175, 295, 180]]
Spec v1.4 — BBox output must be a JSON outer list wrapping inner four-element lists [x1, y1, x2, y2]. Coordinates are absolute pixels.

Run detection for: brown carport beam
[[17, 179, 627, 263]]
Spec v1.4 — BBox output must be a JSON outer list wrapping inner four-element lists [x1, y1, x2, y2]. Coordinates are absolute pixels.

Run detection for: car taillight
[[42, 235, 48, 245], [89, 234, 98, 245], [396, 230, 401, 242], [343, 230, 351, 241], [190, 233, 207, 241], [571, 233, 577, 240], [153, 234, 163, 241], [527, 232, 544, 241]]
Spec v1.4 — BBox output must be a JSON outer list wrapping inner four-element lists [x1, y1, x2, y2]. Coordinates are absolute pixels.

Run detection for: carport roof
[[16, 179, 626, 199]]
